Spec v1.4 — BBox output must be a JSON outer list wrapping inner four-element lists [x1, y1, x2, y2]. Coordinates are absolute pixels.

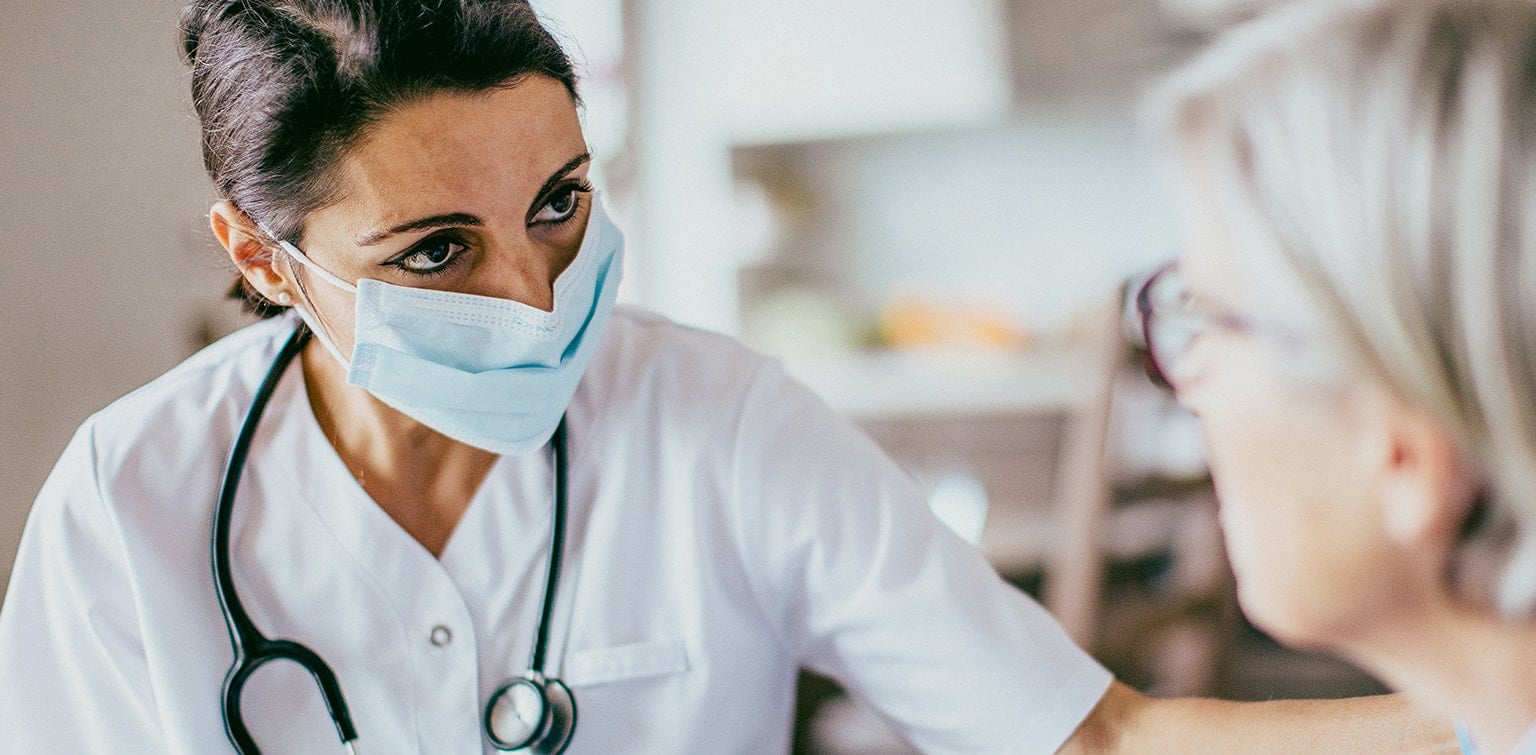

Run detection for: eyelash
[[382, 178, 594, 278], [536, 179, 594, 226], [387, 232, 469, 278]]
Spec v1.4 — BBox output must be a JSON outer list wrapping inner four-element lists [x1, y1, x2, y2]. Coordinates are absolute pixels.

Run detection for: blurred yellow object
[[879, 296, 1032, 350]]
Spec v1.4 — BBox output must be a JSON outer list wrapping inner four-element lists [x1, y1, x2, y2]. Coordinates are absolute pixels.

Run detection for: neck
[[1341, 600, 1536, 754], [299, 341, 497, 556]]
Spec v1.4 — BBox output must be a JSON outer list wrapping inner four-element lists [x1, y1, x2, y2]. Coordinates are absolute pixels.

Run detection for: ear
[[210, 200, 293, 303], [1374, 396, 1479, 547]]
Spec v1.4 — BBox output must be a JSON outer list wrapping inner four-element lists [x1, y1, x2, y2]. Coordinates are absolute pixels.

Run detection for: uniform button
[[430, 625, 453, 647]]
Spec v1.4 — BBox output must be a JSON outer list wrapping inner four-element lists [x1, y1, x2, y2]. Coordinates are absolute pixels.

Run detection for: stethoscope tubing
[[531, 419, 567, 673], [213, 325, 359, 753], [212, 323, 571, 753], [213, 326, 309, 650]]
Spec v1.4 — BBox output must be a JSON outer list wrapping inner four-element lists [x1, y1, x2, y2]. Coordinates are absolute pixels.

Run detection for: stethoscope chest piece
[[484, 673, 576, 753], [216, 326, 579, 754]]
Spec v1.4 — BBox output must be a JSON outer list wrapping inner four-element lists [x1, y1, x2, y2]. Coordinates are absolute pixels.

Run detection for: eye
[[531, 183, 589, 225], [390, 235, 468, 276]]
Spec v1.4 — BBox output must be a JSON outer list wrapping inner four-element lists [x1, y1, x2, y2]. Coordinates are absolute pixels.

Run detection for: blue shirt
[[1457, 720, 1536, 754]]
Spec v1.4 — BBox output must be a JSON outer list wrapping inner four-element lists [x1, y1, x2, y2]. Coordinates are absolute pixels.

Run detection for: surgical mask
[[267, 194, 623, 456]]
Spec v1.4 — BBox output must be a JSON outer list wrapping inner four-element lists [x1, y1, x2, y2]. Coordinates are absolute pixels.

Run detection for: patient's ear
[[210, 200, 293, 302], [1373, 395, 1478, 546]]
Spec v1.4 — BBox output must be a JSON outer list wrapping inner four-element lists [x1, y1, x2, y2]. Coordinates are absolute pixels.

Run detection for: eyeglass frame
[[1133, 260, 1258, 392]]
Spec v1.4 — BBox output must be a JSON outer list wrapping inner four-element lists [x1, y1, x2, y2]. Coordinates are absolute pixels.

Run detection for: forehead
[[319, 76, 584, 229], [1181, 216, 1238, 298], [1178, 170, 1246, 305], [1176, 160, 1316, 324]]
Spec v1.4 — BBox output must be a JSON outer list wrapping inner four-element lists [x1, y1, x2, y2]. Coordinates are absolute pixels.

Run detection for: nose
[[467, 235, 563, 312]]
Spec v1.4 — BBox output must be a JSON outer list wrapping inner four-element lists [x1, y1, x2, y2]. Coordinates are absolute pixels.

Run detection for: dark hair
[[179, 0, 579, 316]]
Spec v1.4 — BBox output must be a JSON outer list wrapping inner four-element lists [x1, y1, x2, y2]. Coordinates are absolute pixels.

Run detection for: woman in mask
[[1143, 0, 1536, 751], [0, 0, 1450, 752]]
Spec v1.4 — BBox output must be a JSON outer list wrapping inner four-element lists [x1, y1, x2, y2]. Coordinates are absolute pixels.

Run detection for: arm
[[1060, 681, 1459, 754], [728, 363, 1112, 752], [0, 421, 164, 749]]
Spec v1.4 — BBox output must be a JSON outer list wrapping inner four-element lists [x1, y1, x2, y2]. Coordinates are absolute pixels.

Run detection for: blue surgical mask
[[268, 194, 623, 456]]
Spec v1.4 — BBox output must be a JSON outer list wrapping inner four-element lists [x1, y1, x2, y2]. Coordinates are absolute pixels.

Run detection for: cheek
[[299, 279, 359, 355], [1190, 368, 1383, 646]]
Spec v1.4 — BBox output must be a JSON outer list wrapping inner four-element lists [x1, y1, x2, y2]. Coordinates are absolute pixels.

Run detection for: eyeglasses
[[1133, 261, 1255, 392]]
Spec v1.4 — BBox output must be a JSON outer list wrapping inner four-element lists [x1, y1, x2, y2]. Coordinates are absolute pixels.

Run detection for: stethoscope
[[213, 324, 577, 754]]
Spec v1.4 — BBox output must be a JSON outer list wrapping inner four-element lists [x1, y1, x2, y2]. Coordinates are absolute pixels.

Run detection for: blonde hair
[[1154, 0, 1536, 615]]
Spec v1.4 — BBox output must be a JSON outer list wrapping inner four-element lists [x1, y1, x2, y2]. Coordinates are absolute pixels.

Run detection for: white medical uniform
[[0, 309, 1111, 754]]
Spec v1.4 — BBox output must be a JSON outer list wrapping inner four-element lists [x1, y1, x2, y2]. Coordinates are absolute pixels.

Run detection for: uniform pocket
[[563, 637, 690, 688]]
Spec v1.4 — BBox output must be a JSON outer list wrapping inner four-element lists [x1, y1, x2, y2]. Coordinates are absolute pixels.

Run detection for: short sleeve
[[0, 419, 164, 750], [727, 363, 1112, 753]]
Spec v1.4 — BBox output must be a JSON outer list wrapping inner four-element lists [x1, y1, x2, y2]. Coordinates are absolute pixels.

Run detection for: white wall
[[0, 0, 228, 603], [757, 110, 1180, 335], [841, 113, 1179, 330]]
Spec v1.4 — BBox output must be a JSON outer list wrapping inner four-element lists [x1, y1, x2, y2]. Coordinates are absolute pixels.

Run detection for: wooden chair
[[1040, 286, 1238, 696]]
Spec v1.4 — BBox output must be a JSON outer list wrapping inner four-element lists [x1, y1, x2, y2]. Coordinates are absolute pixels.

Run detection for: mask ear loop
[[267, 235, 359, 294], [257, 223, 357, 369]]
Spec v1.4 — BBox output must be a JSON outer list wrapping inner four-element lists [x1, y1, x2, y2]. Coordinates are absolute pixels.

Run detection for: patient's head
[[1148, 0, 1536, 660]]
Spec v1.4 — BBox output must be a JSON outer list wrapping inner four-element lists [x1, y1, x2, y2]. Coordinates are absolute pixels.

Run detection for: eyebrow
[[355, 212, 483, 247], [525, 152, 592, 221], [353, 152, 592, 247]]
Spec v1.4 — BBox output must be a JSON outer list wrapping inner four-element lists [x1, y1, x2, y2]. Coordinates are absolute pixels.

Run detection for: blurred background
[[0, 0, 1386, 750]]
